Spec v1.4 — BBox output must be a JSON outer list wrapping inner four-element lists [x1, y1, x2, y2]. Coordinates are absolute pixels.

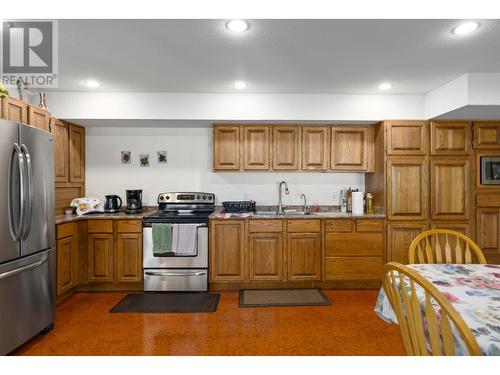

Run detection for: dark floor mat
[[110, 292, 220, 313], [239, 288, 330, 308]]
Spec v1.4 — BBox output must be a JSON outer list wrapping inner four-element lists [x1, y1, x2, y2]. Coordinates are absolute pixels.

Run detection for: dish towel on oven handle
[[152, 223, 173, 256], [172, 224, 198, 256]]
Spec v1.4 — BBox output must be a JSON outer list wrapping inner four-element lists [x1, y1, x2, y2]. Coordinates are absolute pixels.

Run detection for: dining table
[[375, 263, 500, 356]]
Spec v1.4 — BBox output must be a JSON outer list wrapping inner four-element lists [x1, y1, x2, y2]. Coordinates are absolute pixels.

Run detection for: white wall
[[86, 126, 364, 206]]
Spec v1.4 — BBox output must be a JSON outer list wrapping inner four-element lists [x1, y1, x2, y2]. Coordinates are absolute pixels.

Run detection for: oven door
[[144, 268, 208, 291], [143, 225, 208, 268]]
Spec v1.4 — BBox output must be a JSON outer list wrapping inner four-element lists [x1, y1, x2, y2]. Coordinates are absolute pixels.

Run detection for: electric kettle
[[104, 194, 122, 213]]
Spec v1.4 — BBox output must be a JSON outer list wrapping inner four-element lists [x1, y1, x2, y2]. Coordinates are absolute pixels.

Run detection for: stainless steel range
[[143, 192, 215, 291]]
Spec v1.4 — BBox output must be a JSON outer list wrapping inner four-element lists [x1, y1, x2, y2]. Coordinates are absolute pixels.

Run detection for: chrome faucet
[[277, 180, 290, 215], [300, 193, 309, 214]]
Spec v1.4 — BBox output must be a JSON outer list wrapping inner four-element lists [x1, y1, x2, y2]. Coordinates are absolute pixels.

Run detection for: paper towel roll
[[352, 191, 364, 214]]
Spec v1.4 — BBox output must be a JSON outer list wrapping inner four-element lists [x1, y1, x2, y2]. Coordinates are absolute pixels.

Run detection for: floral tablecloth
[[375, 264, 500, 355]]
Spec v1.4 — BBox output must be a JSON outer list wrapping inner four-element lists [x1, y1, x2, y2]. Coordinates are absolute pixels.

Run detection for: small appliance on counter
[[126, 189, 142, 214], [222, 200, 256, 213], [104, 194, 122, 213]]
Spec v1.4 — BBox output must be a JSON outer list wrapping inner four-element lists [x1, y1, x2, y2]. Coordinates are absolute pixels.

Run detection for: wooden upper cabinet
[[476, 208, 500, 264], [209, 220, 246, 282], [473, 122, 500, 149], [430, 157, 470, 221], [249, 233, 284, 281], [69, 124, 85, 183], [116, 232, 143, 283], [28, 106, 51, 132], [213, 126, 241, 170], [243, 126, 270, 170], [430, 121, 471, 155], [386, 121, 428, 155], [287, 233, 321, 281], [52, 119, 69, 183], [272, 126, 300, 170], [331, 126, 372, 171], [1, 97, 28, 123], [387, 222, 428, 264], [386, 156, 428, 220], [301, 126, 329, 170]]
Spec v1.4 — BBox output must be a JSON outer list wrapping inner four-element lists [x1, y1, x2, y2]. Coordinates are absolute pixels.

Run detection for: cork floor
[[17, 290, 405, 356]]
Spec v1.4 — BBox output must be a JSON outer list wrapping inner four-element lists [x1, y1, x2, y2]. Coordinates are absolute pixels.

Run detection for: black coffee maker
[[126, 189, 143, 214]]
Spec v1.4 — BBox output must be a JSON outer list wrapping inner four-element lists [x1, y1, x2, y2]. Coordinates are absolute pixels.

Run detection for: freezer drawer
[[144, 268, 208, 291], [0, 249, 56, 355]]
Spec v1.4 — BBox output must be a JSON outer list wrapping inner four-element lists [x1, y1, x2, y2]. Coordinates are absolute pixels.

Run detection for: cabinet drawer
[[57, 222, 76, 239], [117, 220, 142, 233], [88, 220, 113, 233], [325, 233, 384, 256], [287, 219, 321, 233], [324, 219, 352, 232], [249, 219, 283, 233], [477, 193, 500, 208], [324, 257, 383, 280], [356, 219, 384, 232]]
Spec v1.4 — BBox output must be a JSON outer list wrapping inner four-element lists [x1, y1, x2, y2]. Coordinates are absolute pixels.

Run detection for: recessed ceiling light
[[378, 82, 392, 91], [452, 22, 480, 35], [226, 19, 250, 32], [83, 80, 101, 88], [234, 81, 248, 90]]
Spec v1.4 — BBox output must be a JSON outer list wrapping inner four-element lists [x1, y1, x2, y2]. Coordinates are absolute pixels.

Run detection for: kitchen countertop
[[55, 207, 158, 225], [209, 209, 385, 220]]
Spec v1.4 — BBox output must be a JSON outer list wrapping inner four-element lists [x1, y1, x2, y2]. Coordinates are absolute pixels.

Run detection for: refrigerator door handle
[[0, 256, 48, 280], [20, 144, 33, 240], [7, 143, 24, 241]]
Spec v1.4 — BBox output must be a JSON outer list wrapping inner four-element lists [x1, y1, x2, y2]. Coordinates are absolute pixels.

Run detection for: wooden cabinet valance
[[213, 124, 374, 173]]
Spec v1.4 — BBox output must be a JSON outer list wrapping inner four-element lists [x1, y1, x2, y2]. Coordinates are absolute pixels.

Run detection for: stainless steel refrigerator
[[0, 119, 55, 355]]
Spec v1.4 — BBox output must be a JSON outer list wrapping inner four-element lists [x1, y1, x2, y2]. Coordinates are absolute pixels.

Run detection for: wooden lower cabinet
[[325, 257, 383, 280], [56, 222, 79, 295], [249, 233, 284, 281], [431, 221, 474, 239], [287, 233, 321, 281], [88, 234, 114, 282], [210, 220, 246, 282], [476, 208, 500, 264], [116, 233, 143, 282], [387, 221, 428, 264]]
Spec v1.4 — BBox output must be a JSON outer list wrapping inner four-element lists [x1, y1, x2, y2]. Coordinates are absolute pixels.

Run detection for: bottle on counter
[[366, 193, 374, 214], [347, 187, 352, 213], [340, 189, 347, 213]]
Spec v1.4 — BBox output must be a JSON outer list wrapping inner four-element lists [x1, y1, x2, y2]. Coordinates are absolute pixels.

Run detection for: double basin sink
[[255, 210, 312, 216]]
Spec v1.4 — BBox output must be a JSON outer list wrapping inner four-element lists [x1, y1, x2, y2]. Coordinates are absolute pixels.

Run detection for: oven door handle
[[145, 271, 207, 277]]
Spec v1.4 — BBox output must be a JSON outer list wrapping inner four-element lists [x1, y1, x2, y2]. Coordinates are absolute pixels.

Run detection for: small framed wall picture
[[139, 154, 150, 167], [157, 151, 167, 164], [121, 151, 131, 164]]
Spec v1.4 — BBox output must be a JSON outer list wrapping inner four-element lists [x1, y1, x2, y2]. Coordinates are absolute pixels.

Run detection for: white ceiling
[[56, 19, 500, 95]]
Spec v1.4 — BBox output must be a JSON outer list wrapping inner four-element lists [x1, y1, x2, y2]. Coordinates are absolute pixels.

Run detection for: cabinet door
[[387, 222, 428, 264], [473, 122, 500, 149], [28, 106, 51, 132], [213, 126, 241, 170], [386, 156, 428, 220], [69, 124, 85, 183], [386, 121, 428, 155], [116, 233, 143, 282], [301, 127, 329, 170], [431, 222, 474, 240], [430, 157, 470, 221], [88, 234, 114, 282], [287, 233, 321, 281], [1, 97, 28, 123], [272, 126, 300, 170], [243, 126, 270, 170], [52, 119, 69, 183], [56, 234, 78, 295], [331, 126, 371, 171], [476, 208, 500, 264], [249, 233, 283, 281], [430, 121, 471, 155], [210, 220, 246, 282]]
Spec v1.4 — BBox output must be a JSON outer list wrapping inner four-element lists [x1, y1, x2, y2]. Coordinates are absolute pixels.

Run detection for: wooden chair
[[409, 229, 486, 264], [382, 262, 482, 356]]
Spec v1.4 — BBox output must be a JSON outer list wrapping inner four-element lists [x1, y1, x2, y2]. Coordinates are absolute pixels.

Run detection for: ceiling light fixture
[[452, 22, 480, 35], [226, 19, 250, 32], [83, 80, 101, 88], [234, 81, 248, 90], [378, 82, 392, 91]]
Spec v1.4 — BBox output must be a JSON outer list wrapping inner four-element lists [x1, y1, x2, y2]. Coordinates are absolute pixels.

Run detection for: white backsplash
[[85, 126, 365, 206]]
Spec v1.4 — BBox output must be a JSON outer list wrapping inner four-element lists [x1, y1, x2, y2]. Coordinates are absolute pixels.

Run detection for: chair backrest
[[409, 229, 486, 264], [382, 262, 482, 356]]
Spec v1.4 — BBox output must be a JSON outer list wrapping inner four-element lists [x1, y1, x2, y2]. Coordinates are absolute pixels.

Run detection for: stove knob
[[202, 195, 207, 200], [165, 196, 170, 200], [197, 195, 201, 199], [159, 196, 164, 200]]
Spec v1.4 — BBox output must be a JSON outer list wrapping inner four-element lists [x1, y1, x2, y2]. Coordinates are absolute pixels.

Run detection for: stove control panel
[[157, 192, 215, 204]]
